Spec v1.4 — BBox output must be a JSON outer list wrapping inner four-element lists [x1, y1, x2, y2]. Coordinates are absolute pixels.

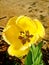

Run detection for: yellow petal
[[8, 44, 29, 57], [33, 19, 45, 38], [2, 24, 23, 47], [6, 16, 17, 26], [16, 16, 37, 34]]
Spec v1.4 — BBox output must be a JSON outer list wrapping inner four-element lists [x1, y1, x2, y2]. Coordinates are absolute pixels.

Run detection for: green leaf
[[24, 50, 32, 65], [24, 41, 44, 65], [38, 41, 43, 49]]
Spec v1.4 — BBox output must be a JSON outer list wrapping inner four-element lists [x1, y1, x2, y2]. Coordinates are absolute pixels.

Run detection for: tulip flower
[[2, 16, 45, 57]]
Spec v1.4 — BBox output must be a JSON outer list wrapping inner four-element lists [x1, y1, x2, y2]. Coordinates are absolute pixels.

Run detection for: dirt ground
[[0, 0, 49, 64], [0, 0, 49, 41]]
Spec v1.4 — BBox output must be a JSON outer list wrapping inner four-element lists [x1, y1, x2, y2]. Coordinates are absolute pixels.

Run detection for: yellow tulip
[[2, 16, 45, 57]]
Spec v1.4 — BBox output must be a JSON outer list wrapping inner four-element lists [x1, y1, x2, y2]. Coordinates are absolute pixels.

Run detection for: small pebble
[[28, 10, 32, 12], [28, 6, 32, 9]]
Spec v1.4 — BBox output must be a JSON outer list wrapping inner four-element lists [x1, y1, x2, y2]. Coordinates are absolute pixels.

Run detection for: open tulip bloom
[[2, 16, 45, 57]]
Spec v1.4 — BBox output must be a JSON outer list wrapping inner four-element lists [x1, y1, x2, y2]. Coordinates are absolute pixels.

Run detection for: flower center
[[18, 31, 33, 44]]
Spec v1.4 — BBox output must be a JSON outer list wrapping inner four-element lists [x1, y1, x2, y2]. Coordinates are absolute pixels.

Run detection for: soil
[[0, 0, 49, 65]]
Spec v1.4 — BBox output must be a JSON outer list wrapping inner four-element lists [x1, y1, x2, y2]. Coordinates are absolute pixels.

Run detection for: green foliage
[[24, 41, 44, 65]]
